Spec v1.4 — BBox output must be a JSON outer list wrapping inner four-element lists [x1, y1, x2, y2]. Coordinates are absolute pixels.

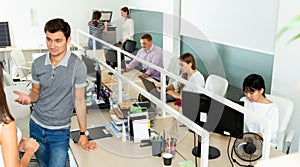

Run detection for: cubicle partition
[[74, 29, 273, 166]]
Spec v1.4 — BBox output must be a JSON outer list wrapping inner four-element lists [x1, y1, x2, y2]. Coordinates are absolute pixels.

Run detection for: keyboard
[[166, 94, 177, 102]]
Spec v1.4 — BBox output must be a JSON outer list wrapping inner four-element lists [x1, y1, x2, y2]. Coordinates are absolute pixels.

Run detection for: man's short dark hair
[[44, 18, 71, 40], [140, 33, 152, 41]]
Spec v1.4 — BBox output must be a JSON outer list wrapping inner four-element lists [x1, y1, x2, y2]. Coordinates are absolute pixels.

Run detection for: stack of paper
[[132, 119, 149, 143], [110, 114, 127, 126]]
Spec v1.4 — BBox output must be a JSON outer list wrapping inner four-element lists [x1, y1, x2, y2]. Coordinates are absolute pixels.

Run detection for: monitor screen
[[182, 90, 244, 138], [81, 55, 101, 99], [95, 64, 101, 99], [104, 49, 126, 70], [100, 11, 113, 22], [82, 55, 96, 76], [0, 22, 11, 48]]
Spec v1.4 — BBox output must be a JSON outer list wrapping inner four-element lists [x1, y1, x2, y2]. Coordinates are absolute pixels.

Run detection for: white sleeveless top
[[0, 124, 22, 166]]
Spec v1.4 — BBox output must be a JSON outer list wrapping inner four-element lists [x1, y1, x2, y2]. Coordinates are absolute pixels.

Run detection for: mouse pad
[[70, 125, 113, 143]]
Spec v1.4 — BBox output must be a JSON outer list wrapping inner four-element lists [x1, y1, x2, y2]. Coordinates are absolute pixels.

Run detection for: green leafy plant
[[277, 14, 300, 43]]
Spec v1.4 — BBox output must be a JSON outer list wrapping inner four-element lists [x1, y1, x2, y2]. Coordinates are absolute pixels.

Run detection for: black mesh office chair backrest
[[122, 40, 137, 53]]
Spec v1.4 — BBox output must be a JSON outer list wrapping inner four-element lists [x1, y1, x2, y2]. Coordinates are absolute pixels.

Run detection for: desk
[[83, 49, 158, 101], [256, 152, 300, 167], [69, 109, 284, 167], [69, 49, 285, 167], [176, 133, 284, 167], [69, 109, 187, 166]]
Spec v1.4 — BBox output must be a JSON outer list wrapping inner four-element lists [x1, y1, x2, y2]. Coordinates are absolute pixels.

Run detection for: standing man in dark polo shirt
[[13, 18, 96, 167]]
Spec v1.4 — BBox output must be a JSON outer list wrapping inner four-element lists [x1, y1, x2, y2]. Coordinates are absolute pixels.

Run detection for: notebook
[[70, 125, 112, 143], [139, 76, 177, 103]]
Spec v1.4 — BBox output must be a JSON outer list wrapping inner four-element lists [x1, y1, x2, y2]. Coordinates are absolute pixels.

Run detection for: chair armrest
[[285, 129, 295, 154], [15, 66, 31, 70], [286, 129, 295, 143]]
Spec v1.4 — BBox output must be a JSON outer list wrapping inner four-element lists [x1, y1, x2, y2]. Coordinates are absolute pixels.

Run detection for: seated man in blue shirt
[[123, 33, 164, 81]]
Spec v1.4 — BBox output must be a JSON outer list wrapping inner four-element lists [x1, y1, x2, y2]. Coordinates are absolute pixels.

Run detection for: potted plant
[[277, 14, 300, 43]]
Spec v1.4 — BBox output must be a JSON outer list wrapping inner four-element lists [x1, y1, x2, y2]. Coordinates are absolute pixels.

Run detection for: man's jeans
[[30, 119, 70, 167]]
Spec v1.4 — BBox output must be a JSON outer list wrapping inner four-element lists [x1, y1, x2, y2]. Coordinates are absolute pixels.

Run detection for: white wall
[[180, 0, 279, 54], [128, 0, 181, 75], [127, 0, 180, 55], [273, 0, 300, 152], [0, 0, 125, 48], [127, 0, 173, 14]]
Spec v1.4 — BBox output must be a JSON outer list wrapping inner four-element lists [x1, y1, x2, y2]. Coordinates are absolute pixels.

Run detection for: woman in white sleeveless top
[[0, 67, 39, 166]]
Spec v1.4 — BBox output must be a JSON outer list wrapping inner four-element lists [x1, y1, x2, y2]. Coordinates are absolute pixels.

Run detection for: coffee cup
[[163, 153, 173, 166]]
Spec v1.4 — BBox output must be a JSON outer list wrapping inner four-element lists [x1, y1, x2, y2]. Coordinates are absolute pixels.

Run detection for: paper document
[[132, 119, 149, 143]]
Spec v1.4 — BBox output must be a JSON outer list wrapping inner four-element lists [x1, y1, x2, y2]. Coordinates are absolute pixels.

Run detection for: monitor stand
[[192, 139, 220, 159]]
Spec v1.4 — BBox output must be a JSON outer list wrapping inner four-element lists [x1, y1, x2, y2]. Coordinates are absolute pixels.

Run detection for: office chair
[[122, 39, 137, 53], [266, 94, 295, 154], [122, 39, 137, 63], [205, 74, 228, 97], [105, 40, 137, 75], [5, 85, 31, 132], [3, 69, 15, 86], [10, 49, 32, 85]]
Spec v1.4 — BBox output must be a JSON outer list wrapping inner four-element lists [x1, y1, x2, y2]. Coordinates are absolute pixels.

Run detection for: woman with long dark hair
[[0, 67, 39, 166]]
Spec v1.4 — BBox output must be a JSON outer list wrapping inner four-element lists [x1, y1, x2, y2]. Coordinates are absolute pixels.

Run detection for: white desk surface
[[256, 152, 300, 167], [69, 109, 284, 167], [69, 109, 187, 167]]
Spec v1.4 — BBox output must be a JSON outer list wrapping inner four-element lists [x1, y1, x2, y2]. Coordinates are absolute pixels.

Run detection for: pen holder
[[152, 140, 162, 156]]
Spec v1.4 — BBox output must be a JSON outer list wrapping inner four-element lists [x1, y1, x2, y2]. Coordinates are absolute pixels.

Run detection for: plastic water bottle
[[122, 123, 126, 142], [109, 100, 113, 111], [95, 59, 99, 70]]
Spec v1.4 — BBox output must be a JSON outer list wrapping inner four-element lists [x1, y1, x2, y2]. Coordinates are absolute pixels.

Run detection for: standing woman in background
[[88, 10, 108, 49], [120, 7, 134, 43], [0, 67, 39, 166]]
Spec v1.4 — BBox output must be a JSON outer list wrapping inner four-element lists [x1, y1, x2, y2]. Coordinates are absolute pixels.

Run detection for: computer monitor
[[214, 101, 244, 138], [82, 55, 96, 77], [182, 90, 244, 159], [104, 49, 126, 74], [81, 55, 102, 99], [95, 64, 101, 99], [100, 11, 113, 23]]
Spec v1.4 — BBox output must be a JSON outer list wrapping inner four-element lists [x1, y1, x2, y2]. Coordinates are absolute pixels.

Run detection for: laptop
[[140, 76, 177, 103]]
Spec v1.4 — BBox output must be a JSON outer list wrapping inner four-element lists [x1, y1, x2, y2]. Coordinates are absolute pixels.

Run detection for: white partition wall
[[273, 0, 300, 152]]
